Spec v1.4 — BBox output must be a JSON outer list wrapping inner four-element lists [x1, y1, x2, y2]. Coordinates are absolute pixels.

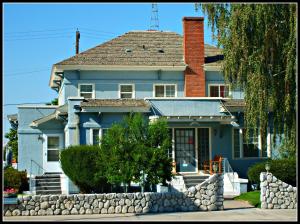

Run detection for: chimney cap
[[182, 17, 204, 21]]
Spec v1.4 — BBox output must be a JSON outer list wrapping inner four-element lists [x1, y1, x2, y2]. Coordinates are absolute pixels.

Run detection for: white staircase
[[222, 158, 248, 198]]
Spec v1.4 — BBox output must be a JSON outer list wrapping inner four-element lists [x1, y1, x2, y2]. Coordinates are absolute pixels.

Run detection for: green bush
[[4, 166, 28, 193], [60, 145, 111, 193], [247, 158, 296, 187]]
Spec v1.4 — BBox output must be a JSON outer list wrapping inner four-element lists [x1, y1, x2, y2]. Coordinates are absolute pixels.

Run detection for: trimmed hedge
[[4, 166, 28, 193], [60, 145, 111, 193], [247, 158, 296, 187]]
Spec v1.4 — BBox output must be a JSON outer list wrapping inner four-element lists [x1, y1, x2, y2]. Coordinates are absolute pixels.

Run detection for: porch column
[[67, 97, 84, 146]]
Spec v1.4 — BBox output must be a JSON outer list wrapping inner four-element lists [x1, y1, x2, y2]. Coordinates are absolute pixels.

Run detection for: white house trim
[[152, 83, 177, 98], [207, 83, 231, 98], [78, 83, 95, 99], [50, 65, 187, 87], [118, 83, 135, 99]]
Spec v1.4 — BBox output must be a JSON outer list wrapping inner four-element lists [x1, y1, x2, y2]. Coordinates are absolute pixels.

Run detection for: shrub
[[4, 166, 28, 193], [60, 145, 111, 193], [247, 157, 296, 187]]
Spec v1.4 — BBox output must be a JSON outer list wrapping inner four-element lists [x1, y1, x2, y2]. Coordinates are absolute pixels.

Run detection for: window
[[90, 128, 109, 145], [92, 129, 100, 146], [47, 136, 60, 161], [119, 84, 134, 99], [208, 84, 229, 97], [154, 84, 176, 97], [233, 129, 241, 158], [233, 128, 267, 158], [79, 84, 94, 99], [243, 129, 259, 157]]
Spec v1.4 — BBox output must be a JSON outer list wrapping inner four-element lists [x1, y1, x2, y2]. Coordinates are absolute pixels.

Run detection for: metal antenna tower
[[150, 3, 159, 31]]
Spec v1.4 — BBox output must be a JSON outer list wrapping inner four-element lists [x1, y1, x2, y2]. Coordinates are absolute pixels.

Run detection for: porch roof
[[30, 112, 56, 127], [80, 99, 151, 113], [147, 98, 231, 117], [221, 99, 246, 112], [30, 104, 68, 127]]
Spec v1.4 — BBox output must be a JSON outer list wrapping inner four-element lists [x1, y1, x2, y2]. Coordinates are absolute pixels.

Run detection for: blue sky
[[3, 3, 216, 143]]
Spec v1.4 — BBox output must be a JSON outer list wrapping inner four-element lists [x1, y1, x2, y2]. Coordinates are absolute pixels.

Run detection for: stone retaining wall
[[4, 174, 223, 216], [260, 172, 297, 209]]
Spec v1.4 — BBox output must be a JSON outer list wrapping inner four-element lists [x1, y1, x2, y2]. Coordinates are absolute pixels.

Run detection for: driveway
[[3, 200, 297, 222]]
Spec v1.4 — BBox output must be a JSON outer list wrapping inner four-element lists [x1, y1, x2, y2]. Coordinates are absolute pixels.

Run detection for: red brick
[[183, 17, 205, 97]]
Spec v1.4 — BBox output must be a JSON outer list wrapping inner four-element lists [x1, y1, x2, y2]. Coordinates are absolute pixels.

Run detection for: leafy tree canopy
[[5, 128, 18, 162], [100, 113, 173, 192], [196, 3, 296, 156]]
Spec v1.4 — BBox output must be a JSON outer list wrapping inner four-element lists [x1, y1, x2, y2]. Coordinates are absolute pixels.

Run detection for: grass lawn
[[234, 190, 261, 208]]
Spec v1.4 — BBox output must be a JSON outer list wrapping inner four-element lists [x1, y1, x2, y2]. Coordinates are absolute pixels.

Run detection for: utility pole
[[76, 29, 80, 54], [149, 3, 159, 31]]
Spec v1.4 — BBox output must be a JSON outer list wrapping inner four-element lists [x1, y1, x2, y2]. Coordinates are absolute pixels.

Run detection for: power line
[[80, 28, 117, 35], [4, 103, 49, 106], [4, 27, 76, 35], [4, 35, 72, 41], [4, 31, 74, 39], [4, 68, 51, 77]]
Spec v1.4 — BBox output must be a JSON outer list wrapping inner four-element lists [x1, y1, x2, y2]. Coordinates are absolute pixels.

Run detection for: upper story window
[[154, 84, 176, 97], [79, 84, 95, 99], [119, 84, 135, 99], [208, 84, 230, 97]]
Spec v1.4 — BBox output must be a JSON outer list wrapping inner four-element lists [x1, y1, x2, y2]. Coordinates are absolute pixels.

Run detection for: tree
[[196, 3, 296, 156], [100, 113, 173, 192], [46, 98, 58, 105], [5, 128, 18, 162]]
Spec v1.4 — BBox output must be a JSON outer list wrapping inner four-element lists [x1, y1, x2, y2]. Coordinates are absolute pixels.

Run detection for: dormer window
[[79, 84, 95, 99], [119, 84, 135, 99]]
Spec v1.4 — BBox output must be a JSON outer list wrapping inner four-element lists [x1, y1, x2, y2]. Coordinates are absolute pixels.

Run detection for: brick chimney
[[183, 17, 205, 97]]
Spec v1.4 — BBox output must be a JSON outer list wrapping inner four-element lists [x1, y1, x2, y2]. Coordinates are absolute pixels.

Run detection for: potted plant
[[3, 187, 18, 198]]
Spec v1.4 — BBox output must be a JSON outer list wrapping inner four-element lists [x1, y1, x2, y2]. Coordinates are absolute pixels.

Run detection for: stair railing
[[222, 158, 235, 191], [29, 159, 46, 193]]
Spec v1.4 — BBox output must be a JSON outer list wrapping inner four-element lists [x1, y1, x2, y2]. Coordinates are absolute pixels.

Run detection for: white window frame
[[90, 128, 109, 145], [90, 128, 100, 145], [232, 128, 269, 159], [153, 84, 177, 98], [119, 84, 135, 99], [78, 83, 95, 99], [208, 84, 230, 98]]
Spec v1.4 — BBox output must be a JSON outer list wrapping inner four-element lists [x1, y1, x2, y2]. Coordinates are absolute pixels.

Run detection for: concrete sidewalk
[[3, 200, 297, 222]]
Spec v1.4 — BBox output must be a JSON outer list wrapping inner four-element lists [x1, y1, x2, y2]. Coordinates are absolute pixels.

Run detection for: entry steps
[[34, 173, 62, 195], [182, 175, 209, 189]]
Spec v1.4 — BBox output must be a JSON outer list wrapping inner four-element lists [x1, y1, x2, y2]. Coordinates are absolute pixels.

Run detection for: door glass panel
[[47, 150, 59, 161], [175, 129, 196, 172], [198, 128, 210, 170]]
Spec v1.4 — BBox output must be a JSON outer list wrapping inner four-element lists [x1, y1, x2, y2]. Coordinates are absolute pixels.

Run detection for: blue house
[[13, 17, 274, 195]]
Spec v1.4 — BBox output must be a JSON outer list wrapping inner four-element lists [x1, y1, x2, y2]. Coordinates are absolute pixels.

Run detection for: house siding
[[17, 107, 62, 175], [60, 70, 184, 101]]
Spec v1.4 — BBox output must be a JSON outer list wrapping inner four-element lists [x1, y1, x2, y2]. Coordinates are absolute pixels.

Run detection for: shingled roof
[[81, 99, 150, 108], [54, 31, 222, 67]]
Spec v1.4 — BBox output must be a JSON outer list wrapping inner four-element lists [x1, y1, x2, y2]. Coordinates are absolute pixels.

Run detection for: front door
[[198, 128, 210, 171], [43, 134, 63, 173], [175, 128, 196, 172]]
